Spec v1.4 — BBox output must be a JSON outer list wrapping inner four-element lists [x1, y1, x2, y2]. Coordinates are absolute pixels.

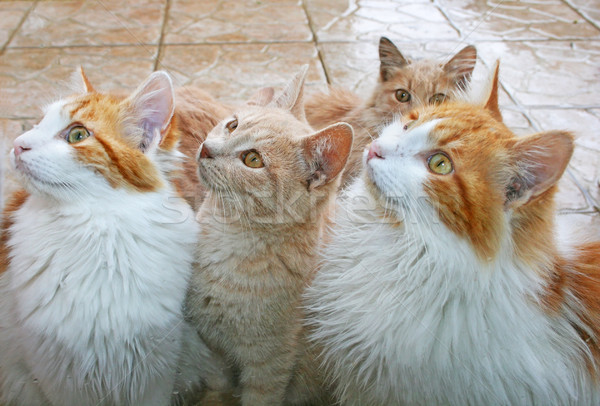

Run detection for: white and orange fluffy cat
[[186, 67, 353, 406], [305, 64, 600, 405], [305, 37, 476, 186], [0, 70, 226, 405]]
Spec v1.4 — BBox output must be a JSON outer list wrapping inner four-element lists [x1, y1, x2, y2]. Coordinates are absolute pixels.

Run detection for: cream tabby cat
[[305, 64, 600, 405], [305, 37, 476, 186], [0, 70, 225, 406], [186, 67, 353, 406]]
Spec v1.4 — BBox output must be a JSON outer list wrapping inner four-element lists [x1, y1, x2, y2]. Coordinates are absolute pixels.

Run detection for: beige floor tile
[[477, 41, 600, 108], [9, 0, 165, 47], [164, 0, 312, 44], [568, 0, 600, 29], [305, 0, 459, 42], [438, 0, 600, 40], [0, 1, 33, 50], [158, 43, 327, 105], [0, 46, 157, 118]]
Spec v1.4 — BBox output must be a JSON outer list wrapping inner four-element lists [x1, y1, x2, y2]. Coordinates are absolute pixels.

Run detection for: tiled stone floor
[[0, 0, 599, 227]]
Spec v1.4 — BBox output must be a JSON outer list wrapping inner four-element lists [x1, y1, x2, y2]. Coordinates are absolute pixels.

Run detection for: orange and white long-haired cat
[[0, 70, 226, 406], [305, 64, 600, 405]]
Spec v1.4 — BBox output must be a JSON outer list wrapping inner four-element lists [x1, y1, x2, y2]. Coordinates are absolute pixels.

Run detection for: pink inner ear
[[513, 130, 574, 202], [304, 123, 354, 187], [128, 71, 175, 149]]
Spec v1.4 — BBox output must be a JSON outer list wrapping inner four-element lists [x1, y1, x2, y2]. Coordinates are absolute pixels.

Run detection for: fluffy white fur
[[0, 83, 220, 405], [305, 120, 599, 405]]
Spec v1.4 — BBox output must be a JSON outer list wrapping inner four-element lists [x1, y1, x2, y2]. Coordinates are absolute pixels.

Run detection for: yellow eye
[[427, 152, 453, 175], [429, 93, 447, 105], [226, 119, 238, 132], [242, 150, 263, 168], [395, 89, 411, 103], [66, 126, 90, 144]]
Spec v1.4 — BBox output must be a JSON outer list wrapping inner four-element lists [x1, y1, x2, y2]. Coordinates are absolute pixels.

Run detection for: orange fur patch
[[416, 103, 512, 260], [0, 190, 29, 274], [66, 94, 165, 192]]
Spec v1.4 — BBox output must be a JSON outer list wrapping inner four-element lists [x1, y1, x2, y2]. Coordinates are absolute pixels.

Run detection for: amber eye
[[429, 93, 447, 105], [225, 119, 238, 132], [66, 126, 90, 144], [242, 150, 264, 168], [395, 89, 411, 103], [427, 152, 453, 175]]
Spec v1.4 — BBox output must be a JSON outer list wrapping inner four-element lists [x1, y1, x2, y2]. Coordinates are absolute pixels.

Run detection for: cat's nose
[[367, 142, 384, 162], [13, 140, 31, 157], [198, 143, 213, 160]]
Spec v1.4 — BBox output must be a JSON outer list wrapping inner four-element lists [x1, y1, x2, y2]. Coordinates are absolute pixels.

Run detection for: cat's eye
[[226, 119, 238, 132], [429, 93, 447, 105], [427, 152, 453, 175], [66, 126, 90, 144], [241, 150, 264, 168], [395, 89, 411, 103]]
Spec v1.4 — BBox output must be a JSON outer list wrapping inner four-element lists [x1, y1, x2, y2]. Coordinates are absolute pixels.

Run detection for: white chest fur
[[306, 182, 597, 406], [0, 188, 198, 406]]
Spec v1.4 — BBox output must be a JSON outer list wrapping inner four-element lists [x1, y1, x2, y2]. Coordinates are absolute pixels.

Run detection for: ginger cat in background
[[0, 70, 227, 406], [305, 64, 600, 405], [305, 37, 476, 186], [186, 66, 353, 406]]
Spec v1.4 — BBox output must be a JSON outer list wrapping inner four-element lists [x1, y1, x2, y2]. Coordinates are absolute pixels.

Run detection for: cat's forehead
[[39, 99, 72, 130]]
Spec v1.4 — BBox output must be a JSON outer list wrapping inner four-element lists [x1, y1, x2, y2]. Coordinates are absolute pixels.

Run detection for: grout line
[[0, 0, 38, 56], [562, 0, 600, 33], [153, 0, 171, 72], [300, 0, 332, 85], [434, 0, 462, 38]]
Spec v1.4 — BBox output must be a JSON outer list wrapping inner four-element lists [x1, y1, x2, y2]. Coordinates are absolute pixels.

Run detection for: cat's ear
[[379, 37, 408, 81], [272, 65, 309, 122], [77, 66, 95, 93], [483, 61, 503, 122], [302, 122, 354, 190], [443, 45, 477, 89], [505, 130, 574, 208], [248, 87, 275, 106], [124, 71, 175, 151]]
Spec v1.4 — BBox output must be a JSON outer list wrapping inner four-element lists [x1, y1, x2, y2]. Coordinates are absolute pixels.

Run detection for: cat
[[304, 63, 600, 405], [185, 66, 353, 406], [305, 37, 477, 187], [0, 69, 227, 406]]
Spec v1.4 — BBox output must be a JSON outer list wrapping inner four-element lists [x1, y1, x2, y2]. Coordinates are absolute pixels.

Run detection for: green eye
[[427, 152, 453, 175], [429, 93, 447, 105], [242, 150, 264, 168], [66, 126, 90, 144], [395, 89, 411, 103]]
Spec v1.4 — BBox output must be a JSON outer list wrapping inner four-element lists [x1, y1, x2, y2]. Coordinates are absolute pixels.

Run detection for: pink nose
[[367, 142, 383, 162], [13, 140, 31, 157], [198, 143, 213, 160]]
